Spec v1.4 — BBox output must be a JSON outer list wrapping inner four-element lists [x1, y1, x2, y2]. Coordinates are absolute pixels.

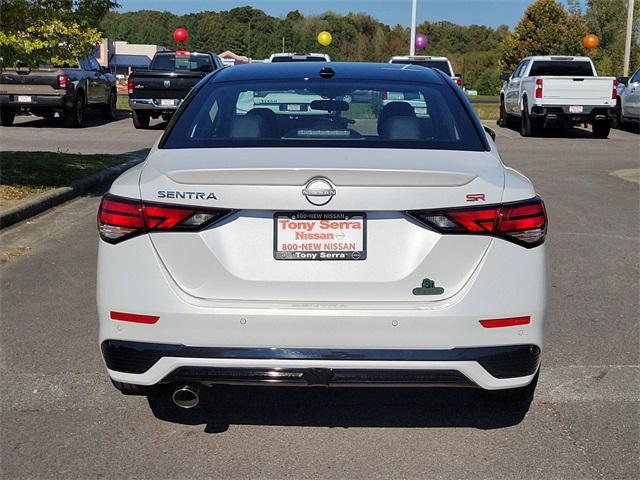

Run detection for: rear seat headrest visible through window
[[229, 115, 268, 138]]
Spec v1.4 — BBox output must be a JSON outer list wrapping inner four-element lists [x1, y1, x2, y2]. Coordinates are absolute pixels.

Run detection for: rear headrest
[[229, 115, 267, 138], [378, 101, 416, 135], [380, 116, 422, 140]]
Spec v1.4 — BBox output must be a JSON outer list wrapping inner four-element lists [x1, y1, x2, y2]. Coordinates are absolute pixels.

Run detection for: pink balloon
[[415, 33, 428, 50]]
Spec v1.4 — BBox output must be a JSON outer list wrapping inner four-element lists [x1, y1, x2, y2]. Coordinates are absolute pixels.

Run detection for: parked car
[[128, 50, 224, 129], [616, 68, 640, 126], [0, 56, 116, 127], [97, 62, 547, 409], [389, 56, 463, 88], [498, 56, 617, 138], [268, 53, 331, 62]]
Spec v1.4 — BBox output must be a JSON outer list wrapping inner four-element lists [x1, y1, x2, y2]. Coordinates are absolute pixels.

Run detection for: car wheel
[[483, 369, 539, 403], [0, 107, 16, 126], [592, 120, 611, 139], [103, 89, 117, 119], [64, 94, 85, 128], [132, 109, 151, 129]]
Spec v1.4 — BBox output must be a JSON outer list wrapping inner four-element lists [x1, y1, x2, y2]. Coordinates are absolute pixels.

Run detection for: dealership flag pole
[[624, 0, 635, 76], [410, 0, 417, 56]]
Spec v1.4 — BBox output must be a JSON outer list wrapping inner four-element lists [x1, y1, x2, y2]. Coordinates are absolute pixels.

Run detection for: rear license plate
[[569, 105, 583, 114], [159, 99, 178, 106], [274, 212, 366, 261], [286, 104, 301, 111], [17, 95, 32, 103]]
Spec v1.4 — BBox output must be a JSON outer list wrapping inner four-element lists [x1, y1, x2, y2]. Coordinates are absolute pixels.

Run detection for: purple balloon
[[415, 33, 428, 50]]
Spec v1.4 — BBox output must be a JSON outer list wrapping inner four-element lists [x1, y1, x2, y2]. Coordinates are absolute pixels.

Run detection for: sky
[[116, 0, 580, 29]]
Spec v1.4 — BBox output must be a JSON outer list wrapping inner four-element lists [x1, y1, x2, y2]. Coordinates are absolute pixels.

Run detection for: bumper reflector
[[479, 316, 531, 328], [110, 311, 159, 324]]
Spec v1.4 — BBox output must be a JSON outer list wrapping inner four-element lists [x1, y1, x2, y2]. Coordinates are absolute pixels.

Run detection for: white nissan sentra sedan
[[97, 62, 547, 409]]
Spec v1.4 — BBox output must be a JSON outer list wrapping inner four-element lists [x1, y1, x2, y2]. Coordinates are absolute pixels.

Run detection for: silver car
[[618, 68, 640, 125]]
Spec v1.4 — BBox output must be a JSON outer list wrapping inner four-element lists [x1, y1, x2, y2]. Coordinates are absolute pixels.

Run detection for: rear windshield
[[271, 56, 327, 63], [150, 52, 213, 72], [391, 60, 453, 76], [161, 79, 484, 151], [529, 60, 594, 77]]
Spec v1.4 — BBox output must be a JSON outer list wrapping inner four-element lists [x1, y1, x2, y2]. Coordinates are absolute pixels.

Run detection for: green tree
[[0, 0, 118, 67], [501, 0, 588, 72], [584, 0, 640, 76]]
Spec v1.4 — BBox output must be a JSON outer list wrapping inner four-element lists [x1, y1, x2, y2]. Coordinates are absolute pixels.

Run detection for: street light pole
[[410, 0, 417, 56], [623, 0, 635, 77]]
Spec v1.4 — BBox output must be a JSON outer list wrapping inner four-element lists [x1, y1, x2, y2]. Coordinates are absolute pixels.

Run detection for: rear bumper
[[129, 98, 182, 112], [0, 94, 69, 109], [530, 104, 616, 123], [102, 341, 540, 390]]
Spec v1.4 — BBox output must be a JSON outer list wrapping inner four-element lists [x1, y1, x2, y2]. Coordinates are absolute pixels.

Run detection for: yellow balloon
[[317, 31, 332, 47]]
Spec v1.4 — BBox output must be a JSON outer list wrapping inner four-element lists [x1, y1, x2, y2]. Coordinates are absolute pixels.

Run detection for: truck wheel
[[102, 89, 117, 120], [592, 120, 611, 139], [64, 94, 85, 128], [520, 100, 539, 137], [483, 369, 539, 403], [132, 110, 150, 129], [0, 107, 16, 126], [497, 98, 508, 128]]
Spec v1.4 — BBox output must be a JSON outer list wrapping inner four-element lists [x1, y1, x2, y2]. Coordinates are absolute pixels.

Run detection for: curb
[[0, 156, 144, 229]]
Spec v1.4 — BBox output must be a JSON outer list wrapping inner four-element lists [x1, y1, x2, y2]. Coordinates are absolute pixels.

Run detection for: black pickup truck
[[128, 50, 224, 129]]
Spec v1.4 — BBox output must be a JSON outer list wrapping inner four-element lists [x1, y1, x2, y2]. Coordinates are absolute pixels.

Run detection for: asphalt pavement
[[0, 123, 638, 479]]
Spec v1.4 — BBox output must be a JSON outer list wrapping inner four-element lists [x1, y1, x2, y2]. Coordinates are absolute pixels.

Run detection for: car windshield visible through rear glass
[[391, 60, 453, 76], [161, 79, 484, 151], [528, 60, 594, 76], [150, 52, 213, 72]]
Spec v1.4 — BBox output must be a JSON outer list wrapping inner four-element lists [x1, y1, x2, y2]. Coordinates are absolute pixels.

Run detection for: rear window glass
[[528, 60, 594, 76], [271, 56, 327, 63], [161, 80, 483, 151], [151, 53, 213, 72], [391, 60, 453, 76]]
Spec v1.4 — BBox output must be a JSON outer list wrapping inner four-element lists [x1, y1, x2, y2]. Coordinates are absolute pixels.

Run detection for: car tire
[[102, 88, 117, 120], [0, 107, 16, 126], [64, 94, 85, 128], [592, 120, 611, 139], [111, 380, 153, 396], [483, 369, 539, 403], [132, 109, 151, 129]]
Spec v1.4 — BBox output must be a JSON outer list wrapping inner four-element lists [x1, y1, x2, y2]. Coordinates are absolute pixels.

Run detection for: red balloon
[[173, 28, 188, 43]]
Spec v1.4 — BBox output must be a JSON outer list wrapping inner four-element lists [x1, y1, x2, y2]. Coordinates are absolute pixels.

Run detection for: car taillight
[[58, 74, 68, 89], [455, 78, 463, 87], [407, 197, 547, 248], [97, 194, 233, 244], [381, 91, 388, 100], [535, 79, 543, 99], [612, 79, 618, 100], [127, 77, 134, 94]]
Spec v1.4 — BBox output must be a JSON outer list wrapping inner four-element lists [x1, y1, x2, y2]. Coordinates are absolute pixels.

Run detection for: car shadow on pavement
[[147, 385, 531, 433], [497, 124, 601, 139]]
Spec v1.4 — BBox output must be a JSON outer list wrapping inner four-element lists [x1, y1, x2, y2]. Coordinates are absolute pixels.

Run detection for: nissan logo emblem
[[302, 177, 336, 206]]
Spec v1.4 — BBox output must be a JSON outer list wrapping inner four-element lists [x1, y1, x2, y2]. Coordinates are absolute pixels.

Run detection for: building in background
[[95, 39, 169, 76]]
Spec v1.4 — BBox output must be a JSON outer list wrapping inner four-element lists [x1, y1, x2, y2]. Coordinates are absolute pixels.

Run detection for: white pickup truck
[[498, 56, 617, 138]]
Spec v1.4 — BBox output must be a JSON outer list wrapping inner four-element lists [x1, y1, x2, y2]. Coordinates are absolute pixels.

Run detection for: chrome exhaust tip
[[172, 384, 200, 409]]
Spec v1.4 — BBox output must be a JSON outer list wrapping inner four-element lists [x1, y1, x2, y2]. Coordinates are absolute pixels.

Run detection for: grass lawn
[[473, 103, 499, 121], [0, 151, 126, 210], [117, 95, 131, 111]]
